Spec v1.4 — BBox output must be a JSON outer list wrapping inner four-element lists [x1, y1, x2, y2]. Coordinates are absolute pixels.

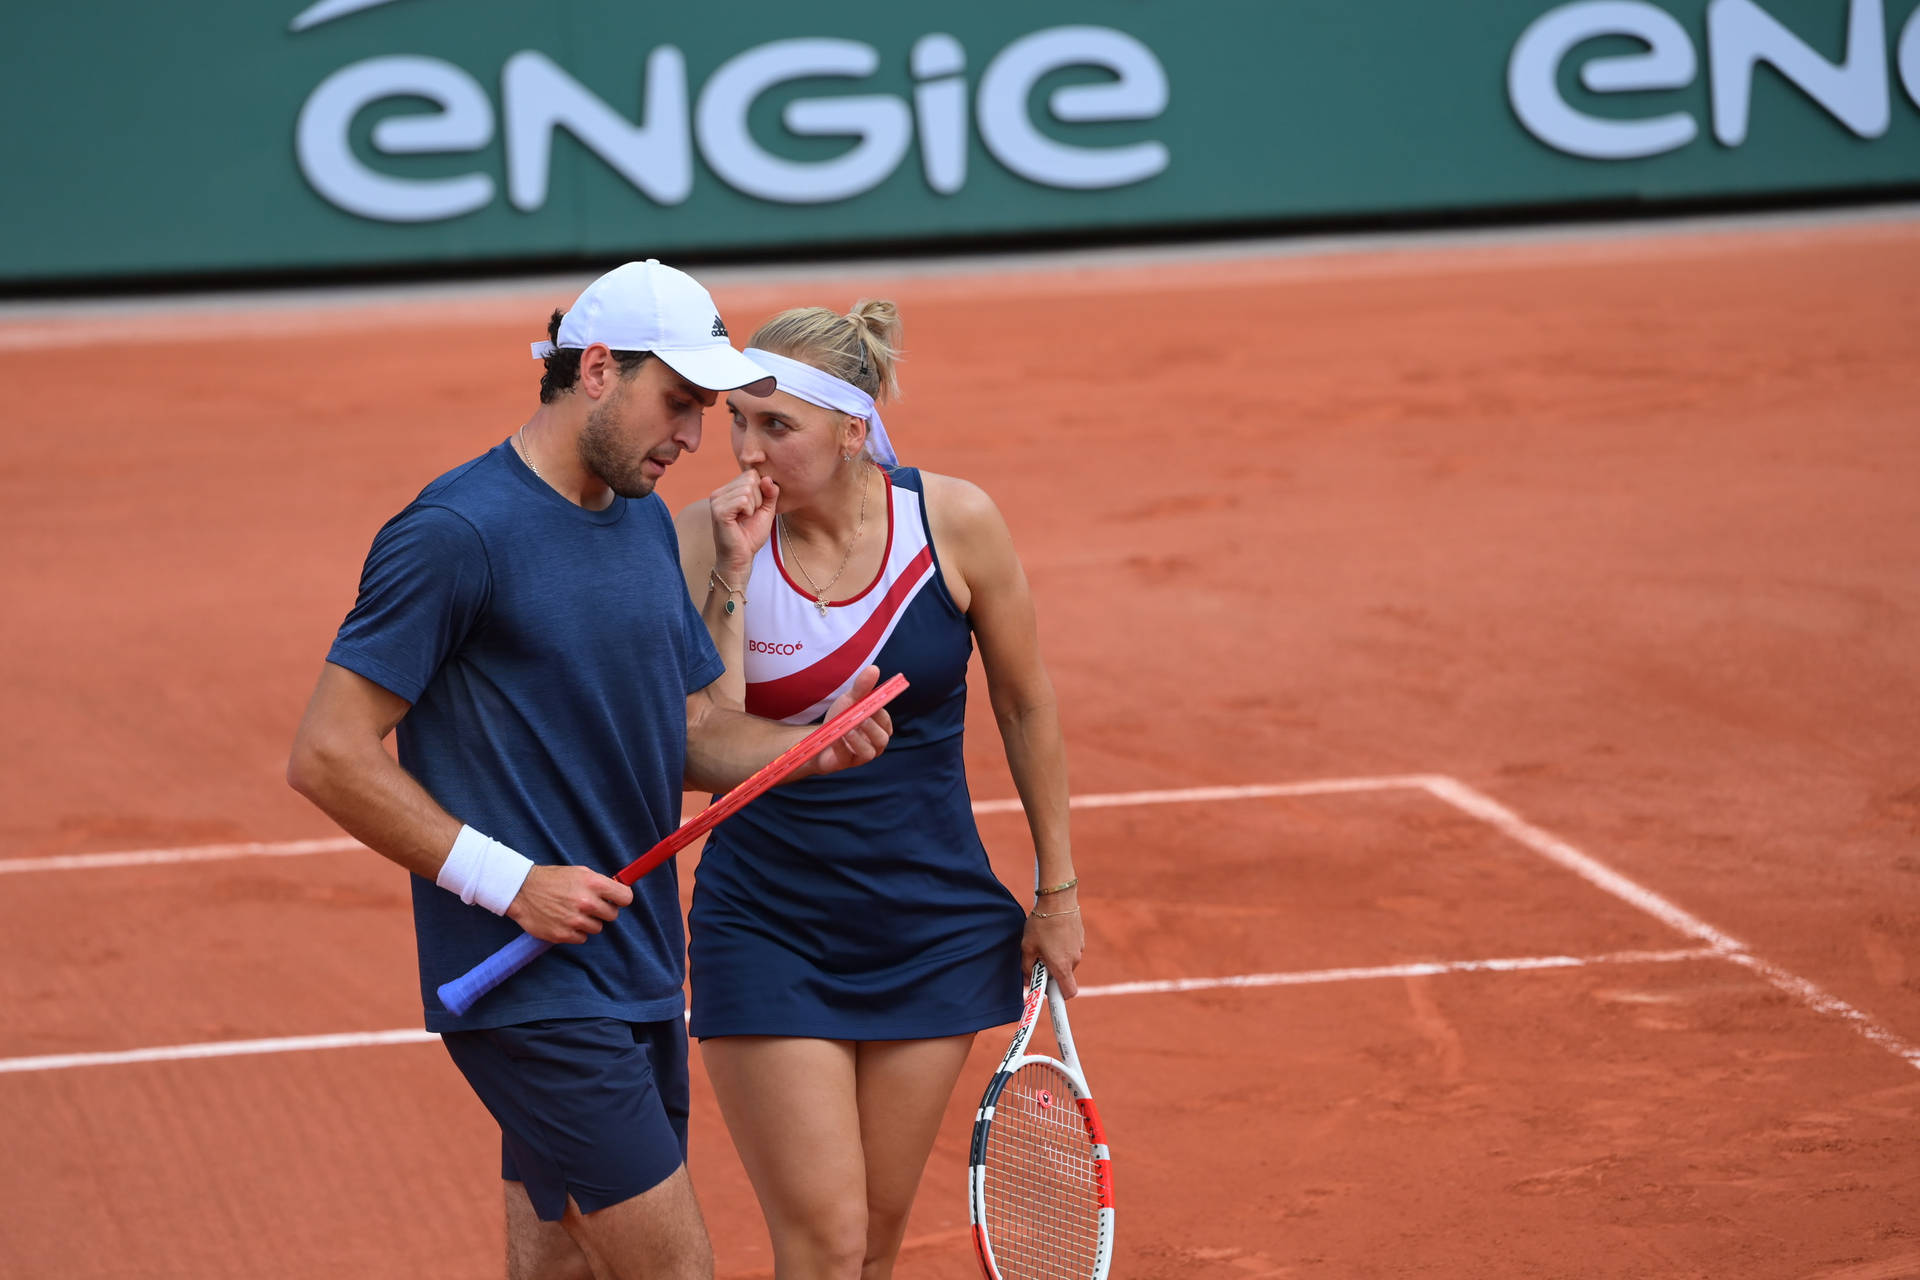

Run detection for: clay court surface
[[2, 212, 1918, 1278]]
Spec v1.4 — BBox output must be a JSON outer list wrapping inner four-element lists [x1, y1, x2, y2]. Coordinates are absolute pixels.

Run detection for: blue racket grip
[[437, 932, 554, 1017]]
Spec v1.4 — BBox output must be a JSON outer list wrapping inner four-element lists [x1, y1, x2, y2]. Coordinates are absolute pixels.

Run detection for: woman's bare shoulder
[[917, 470, 1000, 529], [672, 499, 709, 536], [672, 499, 714, 568]]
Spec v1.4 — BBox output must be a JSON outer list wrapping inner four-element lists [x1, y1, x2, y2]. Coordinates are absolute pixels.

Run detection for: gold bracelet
[[1035, 876, 1078, 896], [1029, 906, 1081, 919], [707, 569, 746, 616]]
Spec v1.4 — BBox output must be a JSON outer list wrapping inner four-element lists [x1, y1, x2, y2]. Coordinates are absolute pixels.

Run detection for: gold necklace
[[515, 425, 545, 483], [780, 467, 870, 617]]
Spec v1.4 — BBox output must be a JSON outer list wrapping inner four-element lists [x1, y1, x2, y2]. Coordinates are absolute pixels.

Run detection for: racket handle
[[436, 932, 553, 1017], [437, 674, 909, 1019]]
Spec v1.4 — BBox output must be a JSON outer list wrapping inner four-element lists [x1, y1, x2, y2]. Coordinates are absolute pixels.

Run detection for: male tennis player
[[287, 260, 893, 1280]]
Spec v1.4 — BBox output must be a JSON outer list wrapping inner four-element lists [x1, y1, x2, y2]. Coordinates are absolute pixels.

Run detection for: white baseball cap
[[530, 260, 775, 394]]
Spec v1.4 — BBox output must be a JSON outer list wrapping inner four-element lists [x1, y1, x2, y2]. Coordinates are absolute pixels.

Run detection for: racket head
[[969, 1053, 1114, 1280]]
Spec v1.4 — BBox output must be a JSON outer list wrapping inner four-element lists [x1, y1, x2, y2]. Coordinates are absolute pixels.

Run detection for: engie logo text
[[293, 25, 1171, 223], [1510, 0, 1920, 159]]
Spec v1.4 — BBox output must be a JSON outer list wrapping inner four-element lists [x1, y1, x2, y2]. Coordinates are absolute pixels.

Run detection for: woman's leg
[[701, 1037, 867, 1280], [853, 1035, 978, 1280]]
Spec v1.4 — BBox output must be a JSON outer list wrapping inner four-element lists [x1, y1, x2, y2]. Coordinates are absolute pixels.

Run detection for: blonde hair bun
[[749, 300, 903, 403]]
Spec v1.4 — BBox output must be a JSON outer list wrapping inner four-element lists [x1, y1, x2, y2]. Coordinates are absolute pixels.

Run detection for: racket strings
[[980, 1063, 1103, 1280]]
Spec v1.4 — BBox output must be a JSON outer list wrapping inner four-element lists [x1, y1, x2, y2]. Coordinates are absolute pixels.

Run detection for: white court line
[[972, 775, 1443, 815], [0, 778, 1432, 874], [1413, 776, 1920, 1072], [1078, 947, 1716, 998], [4, 775, 1915, 1073], [0, 946, 1716, 1075], [0, 836, 362, 874], [1414, 776, 1745, 951], [0, 1029, 439, 1075], [1720, 953, 1920, 1068]]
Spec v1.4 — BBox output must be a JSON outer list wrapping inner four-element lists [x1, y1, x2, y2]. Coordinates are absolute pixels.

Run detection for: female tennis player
[[673, 299, 1083, 1279]]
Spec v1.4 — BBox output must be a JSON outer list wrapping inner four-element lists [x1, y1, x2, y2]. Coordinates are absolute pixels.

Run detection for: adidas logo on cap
[[529, 260, 771, 393]]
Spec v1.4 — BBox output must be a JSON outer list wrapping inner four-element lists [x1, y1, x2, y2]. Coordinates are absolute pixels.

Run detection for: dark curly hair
[[537, 309, 653, 403]]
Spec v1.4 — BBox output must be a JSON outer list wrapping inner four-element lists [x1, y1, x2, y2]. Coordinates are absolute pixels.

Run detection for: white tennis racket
[[968, 960, 1114, 1280]]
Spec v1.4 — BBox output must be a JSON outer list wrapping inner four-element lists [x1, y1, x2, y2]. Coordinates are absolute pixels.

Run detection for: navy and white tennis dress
[[689, 467, 1028, 1040]]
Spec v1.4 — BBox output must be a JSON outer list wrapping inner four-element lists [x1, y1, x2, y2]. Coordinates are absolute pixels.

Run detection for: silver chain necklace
[[515, 426, 544, 483]]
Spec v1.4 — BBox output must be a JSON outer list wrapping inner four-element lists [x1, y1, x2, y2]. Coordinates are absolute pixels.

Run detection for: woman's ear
[[844, 414, 870, 459]]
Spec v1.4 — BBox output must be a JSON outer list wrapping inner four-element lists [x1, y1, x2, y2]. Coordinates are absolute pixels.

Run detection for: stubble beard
[[577, 380, 663, 500]]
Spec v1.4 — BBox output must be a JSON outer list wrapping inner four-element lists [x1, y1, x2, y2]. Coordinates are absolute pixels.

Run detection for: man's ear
[[578, 344, 615, 397]]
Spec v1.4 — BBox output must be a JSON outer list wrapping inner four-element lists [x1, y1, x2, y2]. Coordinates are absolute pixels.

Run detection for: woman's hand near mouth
[[708, 466, 779, 576]]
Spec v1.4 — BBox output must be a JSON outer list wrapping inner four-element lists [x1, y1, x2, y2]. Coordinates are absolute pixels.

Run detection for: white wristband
[[436, 825, 535, 916]]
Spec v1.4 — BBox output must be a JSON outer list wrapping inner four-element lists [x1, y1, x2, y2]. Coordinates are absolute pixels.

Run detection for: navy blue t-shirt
[[327, 439, 723, 1032]]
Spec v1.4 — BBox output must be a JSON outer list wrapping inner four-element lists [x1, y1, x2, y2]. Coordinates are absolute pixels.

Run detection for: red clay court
[[2, 210, 1917, 1278]]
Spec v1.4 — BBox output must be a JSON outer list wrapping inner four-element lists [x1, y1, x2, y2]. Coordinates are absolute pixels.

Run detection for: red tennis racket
[[438, 672, 907, 1016], [969, 959, 1114, 1280]]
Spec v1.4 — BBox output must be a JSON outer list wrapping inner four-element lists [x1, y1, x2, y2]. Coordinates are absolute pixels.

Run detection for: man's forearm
[[682, 701, 813, 794], [287, 735, 463, 881]]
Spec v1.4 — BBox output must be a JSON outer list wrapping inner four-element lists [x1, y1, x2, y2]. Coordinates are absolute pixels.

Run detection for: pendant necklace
[[780, 467, 869, 617]]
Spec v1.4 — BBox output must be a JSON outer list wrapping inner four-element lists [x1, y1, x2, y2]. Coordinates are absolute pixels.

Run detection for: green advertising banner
[[4, 0, 1919, 284]]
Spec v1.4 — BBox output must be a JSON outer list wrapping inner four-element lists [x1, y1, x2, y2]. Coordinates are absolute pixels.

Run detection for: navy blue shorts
[[440, 1017, 689, 1221]]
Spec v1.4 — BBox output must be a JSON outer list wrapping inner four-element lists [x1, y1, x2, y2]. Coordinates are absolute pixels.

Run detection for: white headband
[[742, 347, 897, 467]]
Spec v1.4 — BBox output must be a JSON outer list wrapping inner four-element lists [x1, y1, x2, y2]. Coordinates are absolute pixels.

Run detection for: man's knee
[[507, 1183, 596, 1280], [570, 1171, 713, 1280], [513, 1250, 594, 1280], [622, 1230, 711, 1280]]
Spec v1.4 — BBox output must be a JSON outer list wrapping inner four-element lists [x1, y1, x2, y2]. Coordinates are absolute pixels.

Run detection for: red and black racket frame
[[967, 960, 1116, 1280]]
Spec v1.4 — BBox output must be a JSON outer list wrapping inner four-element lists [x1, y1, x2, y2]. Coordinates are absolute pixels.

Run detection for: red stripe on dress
[[746, 545, 934, 721]]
